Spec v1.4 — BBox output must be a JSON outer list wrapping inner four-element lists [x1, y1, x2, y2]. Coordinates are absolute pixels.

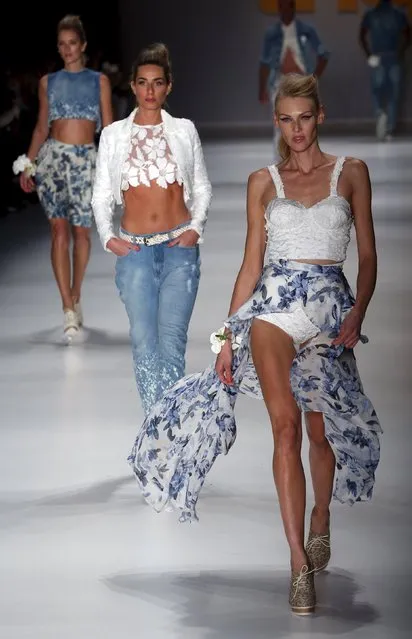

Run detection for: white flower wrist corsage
[[210, 327, 242, 354], [12, 154, 36, 177]]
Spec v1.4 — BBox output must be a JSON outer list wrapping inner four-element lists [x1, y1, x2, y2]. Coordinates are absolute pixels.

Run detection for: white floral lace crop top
[[121, 123, 183, 191], [265, 156, 353, 263]]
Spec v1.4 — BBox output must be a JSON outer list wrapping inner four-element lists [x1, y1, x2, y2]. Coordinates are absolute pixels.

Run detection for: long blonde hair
[[274, 74, 321, 161]]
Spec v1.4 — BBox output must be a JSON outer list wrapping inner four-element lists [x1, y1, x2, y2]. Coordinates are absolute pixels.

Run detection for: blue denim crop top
[[47, 69, 101, 131]]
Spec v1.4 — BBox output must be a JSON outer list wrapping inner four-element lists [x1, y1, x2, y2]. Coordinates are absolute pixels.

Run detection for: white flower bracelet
[[210, 327, 242, 354], [12, 154, 36, 177]]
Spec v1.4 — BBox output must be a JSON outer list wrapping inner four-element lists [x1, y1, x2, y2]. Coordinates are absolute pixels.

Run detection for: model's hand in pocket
[[168, 229, 199, 247], [106, 237, 140, 256]]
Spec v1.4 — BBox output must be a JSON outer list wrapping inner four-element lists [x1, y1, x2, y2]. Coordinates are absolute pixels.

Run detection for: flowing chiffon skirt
[[128, 260, 382, 522]]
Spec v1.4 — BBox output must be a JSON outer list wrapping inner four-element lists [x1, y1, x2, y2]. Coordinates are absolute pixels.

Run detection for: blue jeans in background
[[115, 227, 200, 414], [370, 56, 402, 135]]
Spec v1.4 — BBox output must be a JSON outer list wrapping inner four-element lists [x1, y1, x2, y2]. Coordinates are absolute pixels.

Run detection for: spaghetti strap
[[268, 164, 285, 198], [330, 156, 346, 196]]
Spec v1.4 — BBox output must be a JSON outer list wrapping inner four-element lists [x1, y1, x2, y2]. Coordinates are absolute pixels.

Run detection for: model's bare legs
[[305, 412, 335, 533], [251, 319, 307, 572], [71, 225, 91, 304], [50, 219, 73, 310]]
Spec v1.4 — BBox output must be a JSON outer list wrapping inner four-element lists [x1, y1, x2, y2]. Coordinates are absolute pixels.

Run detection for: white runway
[[0, 135, 410, 638]]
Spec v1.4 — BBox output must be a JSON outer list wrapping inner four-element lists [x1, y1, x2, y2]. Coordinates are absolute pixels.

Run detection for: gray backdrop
[[118, 0, 412, 131]]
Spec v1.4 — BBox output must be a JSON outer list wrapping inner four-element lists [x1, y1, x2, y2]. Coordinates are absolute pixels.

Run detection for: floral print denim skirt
[[36, 138, 96, 227], [128, 260, 382, 522]]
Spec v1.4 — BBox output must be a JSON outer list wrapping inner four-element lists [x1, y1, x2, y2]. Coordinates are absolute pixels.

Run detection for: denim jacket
[[260, 19, 330, 91]]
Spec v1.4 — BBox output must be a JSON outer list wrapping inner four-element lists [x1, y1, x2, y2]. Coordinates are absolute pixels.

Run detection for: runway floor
[[0, 134, 410, 638]]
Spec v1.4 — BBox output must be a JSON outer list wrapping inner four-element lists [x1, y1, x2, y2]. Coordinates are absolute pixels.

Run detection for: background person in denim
[[14, 15, 113, 339], [359, 0, 411, 141], [258, 0, 329, 157], [92, 43, 212, 415]]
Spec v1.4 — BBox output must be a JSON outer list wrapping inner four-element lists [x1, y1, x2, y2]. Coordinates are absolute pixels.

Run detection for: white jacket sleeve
[[91, 129, 117, 252], [188, 123, 212, 239]]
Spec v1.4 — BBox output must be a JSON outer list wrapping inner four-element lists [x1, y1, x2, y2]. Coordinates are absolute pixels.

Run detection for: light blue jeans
[[115, 225, 200, 414], [370, 56, 402, 134]]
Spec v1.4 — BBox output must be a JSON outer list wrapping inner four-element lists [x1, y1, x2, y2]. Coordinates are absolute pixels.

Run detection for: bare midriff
[[121, 181, 191, 235], [50, 119, 96, 145], [280, 49, 304, 75]]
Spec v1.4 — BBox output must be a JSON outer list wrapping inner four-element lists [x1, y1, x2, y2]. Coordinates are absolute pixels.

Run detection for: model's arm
[[169, 120, 212, 248], [333, 159, 377, 349], [227, 172, 267, 315], [99, 73, 114, 127], [91, 129, 116, 251], [27, 75, 49, 160], [215, 170, 267, 384], [306, 25, 330, 77], [91, 128, 138, 256], [259, 28, 273, 103], [359, 12, 371, 58], [259, 64, 271, 104], [19, 75, 49, 193]]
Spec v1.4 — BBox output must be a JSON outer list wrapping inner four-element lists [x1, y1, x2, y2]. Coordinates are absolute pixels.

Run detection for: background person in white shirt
[[259, 0, 330, 157]]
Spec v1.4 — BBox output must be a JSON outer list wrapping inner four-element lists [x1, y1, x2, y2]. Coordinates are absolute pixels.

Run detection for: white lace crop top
[[121, 123, 183, 191], [265, 156, 353, 263]]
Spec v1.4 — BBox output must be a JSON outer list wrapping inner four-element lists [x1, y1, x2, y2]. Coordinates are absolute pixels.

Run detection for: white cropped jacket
[[91, 108, 212, 251]]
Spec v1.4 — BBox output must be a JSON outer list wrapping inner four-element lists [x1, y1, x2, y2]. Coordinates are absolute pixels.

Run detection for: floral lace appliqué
[[121, 123, 183, 190]]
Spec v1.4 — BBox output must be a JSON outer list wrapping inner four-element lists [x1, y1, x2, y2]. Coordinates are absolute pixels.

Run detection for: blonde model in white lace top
[[213, 74, 378, 614]]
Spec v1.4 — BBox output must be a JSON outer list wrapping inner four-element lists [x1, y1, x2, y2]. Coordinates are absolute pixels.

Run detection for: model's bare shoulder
[[342, 157, 371, 191], [99, 73, 111, 89], [248, 167, 272, 191], [344, 157, 370, 179], [39, 75, 48, 90]]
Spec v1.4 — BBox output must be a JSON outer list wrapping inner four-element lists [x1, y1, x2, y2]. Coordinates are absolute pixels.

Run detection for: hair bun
[[131, 42, 172, 84], [149, 43, 170, 65], [57, 14, 86, 43]]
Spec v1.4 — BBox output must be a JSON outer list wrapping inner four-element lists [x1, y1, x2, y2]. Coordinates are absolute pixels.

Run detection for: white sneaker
[[376, 112, 387, 141], [63, 309, 80, 338], [74, 301, 83, 326]]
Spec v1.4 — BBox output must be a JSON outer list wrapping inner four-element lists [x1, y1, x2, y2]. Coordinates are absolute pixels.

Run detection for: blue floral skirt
[[128, 260, 382, 522]]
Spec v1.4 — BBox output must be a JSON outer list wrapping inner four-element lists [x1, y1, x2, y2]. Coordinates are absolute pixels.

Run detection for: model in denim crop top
[[47, 68, 101, 131]]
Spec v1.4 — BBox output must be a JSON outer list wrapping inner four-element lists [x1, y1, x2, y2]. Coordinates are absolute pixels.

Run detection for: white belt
[[119, 225, 190, 246]]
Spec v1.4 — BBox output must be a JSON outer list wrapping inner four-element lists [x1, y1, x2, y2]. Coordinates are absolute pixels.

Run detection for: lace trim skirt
[[128, 260, 382, 522]]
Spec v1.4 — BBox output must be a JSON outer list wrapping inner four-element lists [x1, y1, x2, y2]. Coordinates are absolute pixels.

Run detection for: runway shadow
[[27, 326, 131, 348], [0, 476, 138, 530], [104, 568, 379, 638]]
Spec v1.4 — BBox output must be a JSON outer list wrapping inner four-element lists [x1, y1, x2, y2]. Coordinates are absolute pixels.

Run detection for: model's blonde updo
[[274, 74, 321, 161], [57, 14, 86, 44]]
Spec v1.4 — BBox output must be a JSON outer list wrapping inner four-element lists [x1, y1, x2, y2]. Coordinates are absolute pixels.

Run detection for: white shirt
[[91, 109, 212, 251], [280, 21, 305, 72]]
